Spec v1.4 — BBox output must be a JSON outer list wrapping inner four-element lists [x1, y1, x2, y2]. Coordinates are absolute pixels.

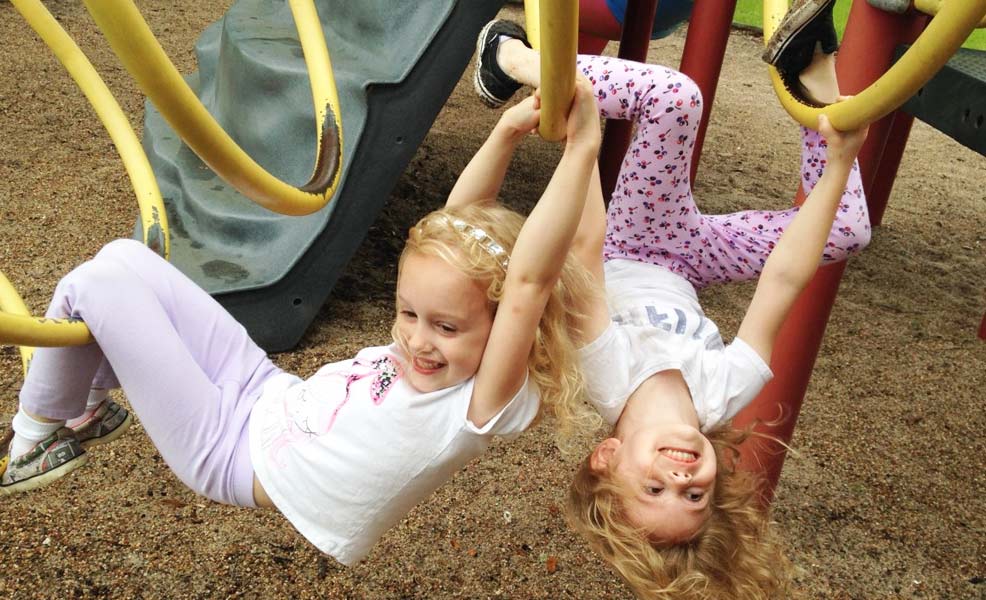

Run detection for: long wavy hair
[[566, 426, 793, 599], [396, 203, 601, 442]]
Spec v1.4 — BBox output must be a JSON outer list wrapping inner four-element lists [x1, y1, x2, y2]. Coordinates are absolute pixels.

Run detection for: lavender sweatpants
[[19, 239, 282, 506], [576, 54, 870, 286]]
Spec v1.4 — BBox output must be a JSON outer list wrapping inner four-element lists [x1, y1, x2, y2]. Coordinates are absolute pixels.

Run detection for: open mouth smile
[[659, 448, 698, 463], [413, 356, 445, 374]]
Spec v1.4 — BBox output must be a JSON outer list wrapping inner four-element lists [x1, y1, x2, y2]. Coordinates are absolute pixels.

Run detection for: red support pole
[[733, 262, 847, 492], [678, 0, 738, 184], [733, 1, 925, 504], [577, 0, 623, 55], [598, 0, 659, 201], [867, 111, 915, 226], [852, 14, 928, 226]]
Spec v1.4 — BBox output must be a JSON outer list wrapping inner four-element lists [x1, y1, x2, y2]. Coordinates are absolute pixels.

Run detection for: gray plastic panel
[[142, 0, 506, 350], [899, 46, 986, 156]]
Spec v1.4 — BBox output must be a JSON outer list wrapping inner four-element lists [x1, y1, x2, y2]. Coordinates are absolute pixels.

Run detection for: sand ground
[[1, 2, 984, 598]]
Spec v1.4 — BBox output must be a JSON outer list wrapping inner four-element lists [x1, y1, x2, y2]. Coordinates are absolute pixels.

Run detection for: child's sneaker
[[474, 20, 532, 108], [70, 399, 133, 449], [761, 0, 838, 77], [0, 427, 88, 495]]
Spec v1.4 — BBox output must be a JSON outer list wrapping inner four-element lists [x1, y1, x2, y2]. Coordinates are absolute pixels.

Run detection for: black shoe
[[762, 0, 838, 106], [473, 20, 532, 108], [762, 0, 838, 75]]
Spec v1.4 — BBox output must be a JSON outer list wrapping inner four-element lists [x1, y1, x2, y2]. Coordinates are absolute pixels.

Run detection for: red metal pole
[[856, 14, 928, 226], [598, 0, 659, 201], [577, 0, 622, 54], [733, 1, 924, 503], [867, 111, 915, 226], [678, 0, 738, 184]]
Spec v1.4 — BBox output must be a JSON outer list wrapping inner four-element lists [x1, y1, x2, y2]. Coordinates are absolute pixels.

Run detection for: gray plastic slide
[[142, 0, 505, 351]]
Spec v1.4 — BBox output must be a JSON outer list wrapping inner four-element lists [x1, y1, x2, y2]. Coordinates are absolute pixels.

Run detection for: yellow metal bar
[[0, 270, 92, 357], [765, 0, 986, 131], [287, 0, 344, 195], [0, 271, 37, 372], [11, 0, 169, 259], [915, 0, 986, 28], [525, 0, 543, 50], [538, 0, 579, 141], [4, 0, 172, 354], [83, 0, 342, 216], [0, 312, 92, 349]]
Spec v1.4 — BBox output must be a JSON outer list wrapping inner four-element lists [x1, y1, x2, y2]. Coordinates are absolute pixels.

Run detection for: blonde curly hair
[[397, 203, 601, 441], [566, 426, 793, 599]]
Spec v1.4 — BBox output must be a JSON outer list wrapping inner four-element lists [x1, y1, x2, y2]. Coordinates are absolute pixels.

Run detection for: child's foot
[[797, 49, 840, 105], [474, 20, 532, 108], [0, 427, 87, 495], [762, 0, 839, 105], [69, 399, 133, 450]]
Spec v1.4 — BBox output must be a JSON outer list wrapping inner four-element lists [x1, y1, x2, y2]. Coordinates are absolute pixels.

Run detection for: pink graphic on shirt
[[265, 355, 403, 466]]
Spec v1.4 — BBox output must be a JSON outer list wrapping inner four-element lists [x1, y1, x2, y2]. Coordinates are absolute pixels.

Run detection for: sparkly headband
[[438, 214, 510, 270]]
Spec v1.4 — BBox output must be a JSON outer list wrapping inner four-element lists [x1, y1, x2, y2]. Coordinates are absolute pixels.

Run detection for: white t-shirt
[[249, 344, 539, 565], [580, 259, 772, 431]]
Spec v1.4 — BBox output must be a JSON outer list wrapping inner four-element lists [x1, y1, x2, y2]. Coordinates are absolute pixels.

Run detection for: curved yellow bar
[[83, 0, 343, 216], [538, 0, 579, 141], [765, 0, 986, 131], [0, 271, 37, 372], [0, 313, 93, 350], [11, 0, 169, 258], [3, 0, 168, 353], [287, 0, 344, 195], [0, 271, 92, 361], [916, 0, 986, 28]]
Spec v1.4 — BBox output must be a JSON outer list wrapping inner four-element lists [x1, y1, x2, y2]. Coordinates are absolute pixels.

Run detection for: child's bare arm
[[446, 94, 541, 209], [737, 114, 868, 363], [569, 164, 611, 345], [469, 77, 601, 426]]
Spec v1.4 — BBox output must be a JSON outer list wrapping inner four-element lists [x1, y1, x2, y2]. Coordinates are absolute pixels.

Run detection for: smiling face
[[595, 423, 718, 543], [394, 251, 495, 393]]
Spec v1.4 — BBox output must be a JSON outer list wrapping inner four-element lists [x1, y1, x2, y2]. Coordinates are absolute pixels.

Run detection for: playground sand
[[1, 2, 984, 599]]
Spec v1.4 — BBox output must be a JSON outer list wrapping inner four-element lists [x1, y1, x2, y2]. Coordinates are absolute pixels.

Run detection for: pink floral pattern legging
[[577, 54, 870, 288]]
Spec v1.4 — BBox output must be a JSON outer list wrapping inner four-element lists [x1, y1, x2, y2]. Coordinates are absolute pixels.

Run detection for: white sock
[[65, 388, 109, 429], [10, 409, 65, 459]]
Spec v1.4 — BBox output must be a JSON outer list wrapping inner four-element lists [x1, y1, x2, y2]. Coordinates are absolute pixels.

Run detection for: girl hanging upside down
[[475, 0, 867, 596]]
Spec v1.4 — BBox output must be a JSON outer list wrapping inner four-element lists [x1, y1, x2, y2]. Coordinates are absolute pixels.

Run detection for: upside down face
[[597, 422, 718, 543]]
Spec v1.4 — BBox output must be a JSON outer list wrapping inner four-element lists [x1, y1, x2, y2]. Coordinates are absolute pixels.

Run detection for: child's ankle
[[797, 45, 839, 105], [9, 410, 66, 459], [497, 39, 536, 86], [65, 389, 109, 429]]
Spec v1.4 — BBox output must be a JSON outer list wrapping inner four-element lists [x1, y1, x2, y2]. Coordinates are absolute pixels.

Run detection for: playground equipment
[[593, 0, 985, 502], [142, 0, 508, 351], [525, 0, 579, 141], [764, 0, 986, 130], [88, 0, 344, 216], [1, 0, 345, 356], [737, 0, 986, 500], [0, 0, 515, 354], [1, 0, 584, 359], [0, 0, 174, 367]]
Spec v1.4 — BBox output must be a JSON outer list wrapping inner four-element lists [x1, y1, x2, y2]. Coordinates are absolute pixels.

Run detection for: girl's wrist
[[564, 137, 600, 157], [492, 122, 527, 145]]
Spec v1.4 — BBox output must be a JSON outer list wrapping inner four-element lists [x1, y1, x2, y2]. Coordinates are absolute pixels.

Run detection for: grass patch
[[732, 0, 985, 51]]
